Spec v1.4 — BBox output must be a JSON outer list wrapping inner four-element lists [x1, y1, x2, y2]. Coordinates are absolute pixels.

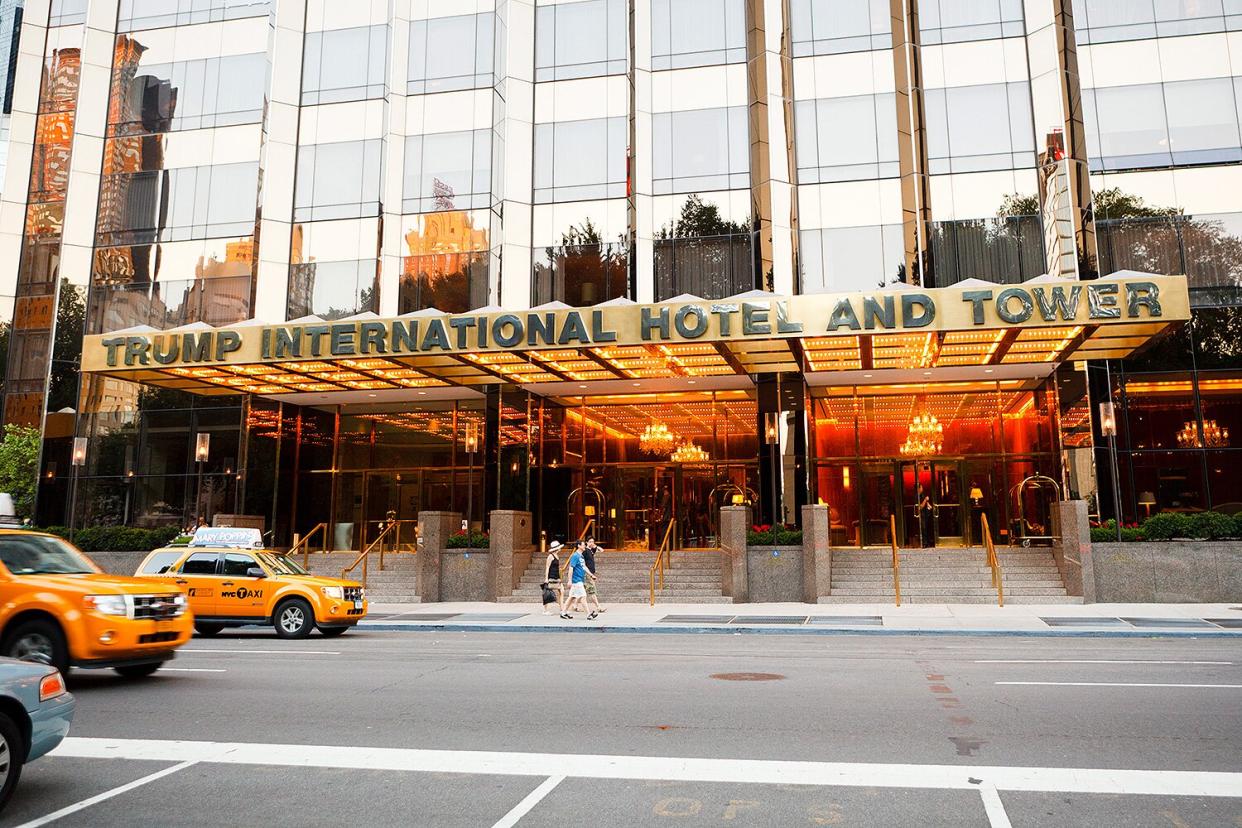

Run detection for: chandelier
[[671, 441, 709, 463], [899, 413, 944, 457], [639, 422, 676, 455], [1177, 418, 1230, 448]]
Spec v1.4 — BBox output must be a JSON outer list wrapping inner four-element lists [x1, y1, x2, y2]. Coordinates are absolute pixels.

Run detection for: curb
[[355, 622, 1242, 638]]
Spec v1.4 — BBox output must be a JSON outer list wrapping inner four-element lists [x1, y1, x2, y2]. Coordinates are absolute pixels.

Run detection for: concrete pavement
[[6, 631, 1242, 826]]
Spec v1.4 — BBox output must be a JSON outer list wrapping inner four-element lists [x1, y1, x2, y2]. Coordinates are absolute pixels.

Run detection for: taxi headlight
[[171, 594, 187, 615], [321, 586, 344, 599], [84, 594, 129, 617]]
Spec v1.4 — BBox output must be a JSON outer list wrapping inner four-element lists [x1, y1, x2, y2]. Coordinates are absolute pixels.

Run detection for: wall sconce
[[842, 467, 851, 489], [969, 486, 983, 506], [195, 432, 211, 462], [71, 437, 87, 467], [764, 412, 779, 445], [1098, 402, 1116, 437], [464, 421, 479, 454]]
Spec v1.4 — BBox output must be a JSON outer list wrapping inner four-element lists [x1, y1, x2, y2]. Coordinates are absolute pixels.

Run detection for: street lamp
[[195, 432, 210, 526], [1098, 393, 1122, 542], [764, 411, 780, 527], [464, 421, 479, 532], [69, 437, 86, 541]]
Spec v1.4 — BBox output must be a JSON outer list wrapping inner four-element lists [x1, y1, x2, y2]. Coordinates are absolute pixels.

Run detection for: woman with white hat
[[542, 540, 566, 617]]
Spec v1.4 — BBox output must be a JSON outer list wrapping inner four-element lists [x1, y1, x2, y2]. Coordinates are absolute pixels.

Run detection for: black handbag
[[540, 584, 556, 605]]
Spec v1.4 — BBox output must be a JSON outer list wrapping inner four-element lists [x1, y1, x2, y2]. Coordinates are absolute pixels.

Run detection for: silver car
[[0, 657, 75, 813]]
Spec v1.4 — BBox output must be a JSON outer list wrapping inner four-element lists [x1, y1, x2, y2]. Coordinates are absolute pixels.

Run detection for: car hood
[[18, 573, 181, 596], [275, 574, 363, 590]]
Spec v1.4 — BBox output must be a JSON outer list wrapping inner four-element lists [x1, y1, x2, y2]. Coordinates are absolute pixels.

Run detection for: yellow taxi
[[137, 528, 367, 638], [0, 528, 192, 677]]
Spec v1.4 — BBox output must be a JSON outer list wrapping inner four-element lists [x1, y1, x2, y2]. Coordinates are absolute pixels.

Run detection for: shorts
[[569, 583, 587, 598], [585, 581, 597, 596]]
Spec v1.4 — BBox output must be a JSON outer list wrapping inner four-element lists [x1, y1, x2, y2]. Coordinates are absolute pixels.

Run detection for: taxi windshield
[[0, 534, 97, 575], [257, 552, 309, 576]]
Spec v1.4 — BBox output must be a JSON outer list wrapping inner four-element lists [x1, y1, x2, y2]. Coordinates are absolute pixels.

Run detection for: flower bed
[[446, 529, 489, 549], [1089, 511, 1242, 543]]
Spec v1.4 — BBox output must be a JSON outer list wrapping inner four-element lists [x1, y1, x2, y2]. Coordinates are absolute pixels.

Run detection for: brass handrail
[[981, 513, 1004, 606], [889, 514, 901, 607], [342, 520, 399, 588], [648, 518, 677, 606], [291, 523, 328, 569], [578, 517, 595, 541]]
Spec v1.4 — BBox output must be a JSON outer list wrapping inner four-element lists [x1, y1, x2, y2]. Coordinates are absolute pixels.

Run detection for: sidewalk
[[358, 601, 1242, 637]]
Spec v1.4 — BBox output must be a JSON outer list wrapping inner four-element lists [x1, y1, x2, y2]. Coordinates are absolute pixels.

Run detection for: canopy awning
[[80, 273, 1190, 397]]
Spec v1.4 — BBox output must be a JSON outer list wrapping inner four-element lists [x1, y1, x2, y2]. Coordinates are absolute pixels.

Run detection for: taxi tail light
[[39, 671, 67, 702]]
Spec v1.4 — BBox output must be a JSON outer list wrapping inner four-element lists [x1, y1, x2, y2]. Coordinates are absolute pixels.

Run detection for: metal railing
[[648, 518, 677, 606], [342, 520, 399, 588], [889, 514, 901, 607], [577, 517, 595, 541], [981, 513, 1004, 607], [291, 523, 328, 569]]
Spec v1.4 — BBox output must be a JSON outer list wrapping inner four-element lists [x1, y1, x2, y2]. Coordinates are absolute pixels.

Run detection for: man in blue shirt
[[562, 541, 595, 619]]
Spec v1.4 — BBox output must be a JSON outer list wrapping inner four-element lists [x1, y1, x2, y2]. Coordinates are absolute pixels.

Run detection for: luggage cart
[[1009, 474, 1061, 547]]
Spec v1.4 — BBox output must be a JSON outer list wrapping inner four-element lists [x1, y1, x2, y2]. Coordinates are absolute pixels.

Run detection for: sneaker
[[560, 613, 573, 619], [588, 611, 598, 620]]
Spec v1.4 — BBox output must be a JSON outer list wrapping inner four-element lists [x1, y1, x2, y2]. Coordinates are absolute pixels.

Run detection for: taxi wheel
[[318, 626, 349, 637], [2, 618, 69, 674], [194, 623, 224, 637], [114, 662, 163, 678], [0, 711, 25, 814], [274, 599, 314, 639]]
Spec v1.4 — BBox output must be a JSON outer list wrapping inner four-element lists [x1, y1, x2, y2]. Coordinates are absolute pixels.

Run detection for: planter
[[1086, 540, 1242, 603], [745, 545, 803, 603]]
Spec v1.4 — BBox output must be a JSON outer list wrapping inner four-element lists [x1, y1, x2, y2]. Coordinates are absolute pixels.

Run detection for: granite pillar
[[488, 510, 533, 599], [721, 505, 751, 602], [1052, 499, 1087, 598], [801, 504, 831, 602], [417, 511, 460, 603]]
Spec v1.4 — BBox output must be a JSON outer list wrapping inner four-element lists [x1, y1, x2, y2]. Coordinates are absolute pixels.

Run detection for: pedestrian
[[583, 536, 605, 619], [563, 541, 594, 619], [542, 540, 564, 616]]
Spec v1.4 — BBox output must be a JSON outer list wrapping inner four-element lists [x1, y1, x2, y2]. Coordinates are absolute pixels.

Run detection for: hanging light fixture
[[639, 422, 676, 455], [899, 413, 944, 457], [1177, 418, 1229, 448], [671, 441, 709, 463]]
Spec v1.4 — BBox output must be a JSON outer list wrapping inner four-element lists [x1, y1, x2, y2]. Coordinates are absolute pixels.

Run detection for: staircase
[[821, 547, 1080, 604], [302, 552, 421, 604], [503, 550, 730, 604]]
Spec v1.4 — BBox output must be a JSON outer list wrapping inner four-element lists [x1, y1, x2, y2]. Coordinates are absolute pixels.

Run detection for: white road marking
[[49, 737, 1242, 798], [997, 681, 1242, 689], [160, 668, 226, 673], [491, 775, 564, 828], [977, 660, 1232, 665], [14, 760, 197, 828], [181, 649, 340, 655], [978, 785, 1012, 828]]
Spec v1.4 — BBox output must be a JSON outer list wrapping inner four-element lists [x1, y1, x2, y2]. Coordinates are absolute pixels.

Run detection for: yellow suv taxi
[[0, 528, 192, 677], [137, 528, 367, 638]]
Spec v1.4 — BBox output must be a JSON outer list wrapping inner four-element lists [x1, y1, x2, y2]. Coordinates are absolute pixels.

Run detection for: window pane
[[653, 106, 749, 194], [302, 25, 387, 106], [533, 117, 627, 202], [403, 130, 492, 213], [1088, 83, 1172, 169], [409, 13, 495, 94], [652, 0, 745, 69], [295, 141, 383, 222], [925, 82, 1035, 173], [179, 552, 218, 574], [789, 0, 890, 56], [1163, 78, 1242, 165], [221, 553, 257, 576], [536, 0, 626, 81]]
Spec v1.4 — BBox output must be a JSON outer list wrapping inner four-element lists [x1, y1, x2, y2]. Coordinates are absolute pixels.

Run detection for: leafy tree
[[0, 425, 42, 519], [655, 194, 749, 239], [47, 278, 85, 413]]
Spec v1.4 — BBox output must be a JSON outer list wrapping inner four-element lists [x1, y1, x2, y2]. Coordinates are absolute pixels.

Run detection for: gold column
[[1027, 0, 1099, 280], [890, 0, 934, 287]]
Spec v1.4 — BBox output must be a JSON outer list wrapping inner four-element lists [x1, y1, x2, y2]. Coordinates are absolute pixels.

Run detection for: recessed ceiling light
[[418, 390, 427, 395], [579, 384, 587, 388], [632, 382, 641, 387], [923, 371, 931, 377], [863, 373, 872, 378], [367, 393, 377, 397], [984, 368, 994, 373], [687, 380, 696, 384]]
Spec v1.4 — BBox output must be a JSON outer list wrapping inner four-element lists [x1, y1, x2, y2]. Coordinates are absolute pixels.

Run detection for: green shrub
[[1090, 520, 1145, 542], [446, 530, 489, 549], [1141, 512, 1191, 541], [39, 524, 180, 552], [1190, 510, 1234, 540], [747, 525, 803, 546], [1234, 512, 1242, 540]]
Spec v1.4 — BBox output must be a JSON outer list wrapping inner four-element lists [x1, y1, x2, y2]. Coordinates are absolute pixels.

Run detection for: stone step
[[497, 594, 734, 604], [829, 585, 1068, 596], [817, 594, 1082, 605], [833, 572, 1063, 583]]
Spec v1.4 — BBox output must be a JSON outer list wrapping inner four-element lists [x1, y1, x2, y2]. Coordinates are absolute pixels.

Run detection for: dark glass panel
[[653, 233, 752, 300], [532, 242, 629, 306]]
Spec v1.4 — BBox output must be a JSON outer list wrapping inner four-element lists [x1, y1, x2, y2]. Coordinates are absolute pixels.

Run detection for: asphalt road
[[6, 630, 1242, 827]]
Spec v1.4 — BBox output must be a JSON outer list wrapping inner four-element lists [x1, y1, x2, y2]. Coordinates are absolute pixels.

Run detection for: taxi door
[[174, 551, 222, 616], [217, 552, 269, 618]]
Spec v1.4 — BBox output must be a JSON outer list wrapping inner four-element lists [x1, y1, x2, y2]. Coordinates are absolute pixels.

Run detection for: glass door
[[931, 463, 964, 547], [859, 462, 898, 546], [899, 461, 965, 548]]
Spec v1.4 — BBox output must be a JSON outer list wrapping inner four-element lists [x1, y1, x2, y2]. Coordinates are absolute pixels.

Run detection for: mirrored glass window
[[800, 224, 903, 292], [401, 251, 489, 314], [302, 25, 388, 106], [533, 238, 629, 306], [288, 258, 378, 320], [96, 162, 259, 246], [408, 13, 495, 95], [789, 0, 891, 56], [50, 0, 88, 25], [795, 94, 898, 183], [118, 0, 271, 31], [1071, 0, 1241, 43], [652, 0, 745, 70], [930, 216, 1045, 286], [295, 140, 383, 222], [534, 117, 627, 202], [924, 82, 1035, 173], [403, 130, 492, 213], [108, 50, 267, 135], [90, 276, 252, 332], [536, 0, 626, 81], [652, 106, 749, 194], [919, 0, 1024, 44]]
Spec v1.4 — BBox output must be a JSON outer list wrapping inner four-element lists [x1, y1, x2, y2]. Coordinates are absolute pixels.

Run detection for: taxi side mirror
[[246, 566, 266, 578]]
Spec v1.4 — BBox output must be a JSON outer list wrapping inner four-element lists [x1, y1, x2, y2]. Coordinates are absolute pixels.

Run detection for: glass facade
[[0, 0, 1234, 547]]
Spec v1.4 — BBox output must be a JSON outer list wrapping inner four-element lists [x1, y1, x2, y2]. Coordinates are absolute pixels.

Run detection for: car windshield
[[0, 534, 97, 575], [258, 552, 309, 576]]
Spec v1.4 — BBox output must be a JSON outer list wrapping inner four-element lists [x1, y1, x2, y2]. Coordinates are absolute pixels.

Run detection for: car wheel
[[114, 662, 164, 678], [2, 618, 68, 674], [274, 599, 314, 639], [194, 623, 224, 637], [318, 626, 349, 637], [0, 711, 25, 814]]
